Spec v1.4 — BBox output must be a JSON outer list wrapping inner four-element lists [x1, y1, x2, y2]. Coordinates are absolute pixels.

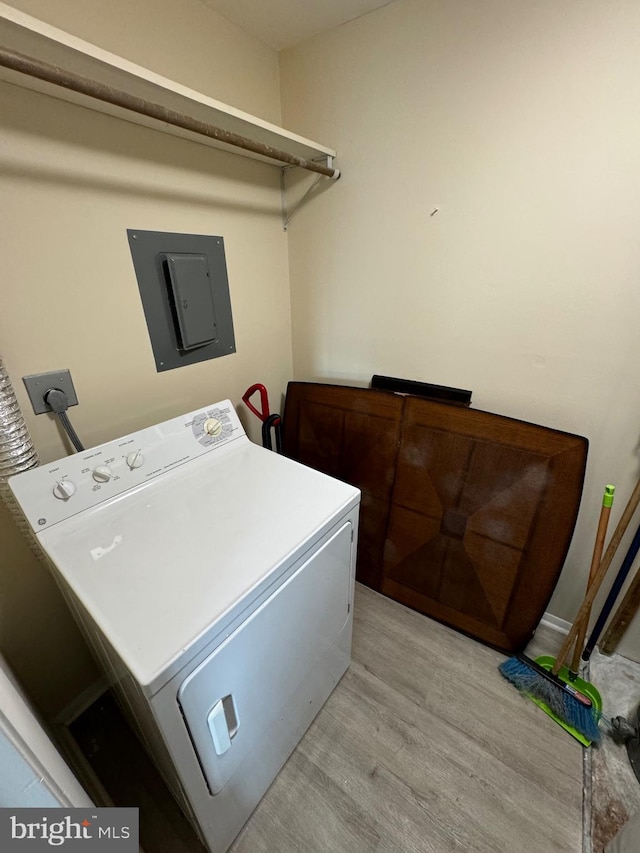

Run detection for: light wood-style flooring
[[72, 583, 583, 852], [229, 584, 582, 852]]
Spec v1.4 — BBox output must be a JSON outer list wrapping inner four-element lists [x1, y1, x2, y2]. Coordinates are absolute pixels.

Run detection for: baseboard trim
[[54, 676, 109, 727], [540, 612, 571, 635]]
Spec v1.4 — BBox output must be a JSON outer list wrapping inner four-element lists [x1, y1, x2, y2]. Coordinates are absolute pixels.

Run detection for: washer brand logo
[[0, 809, 138, 851]]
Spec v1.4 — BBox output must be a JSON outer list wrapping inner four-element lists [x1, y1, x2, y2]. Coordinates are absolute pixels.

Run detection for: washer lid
[[37, 442, 360, 693]]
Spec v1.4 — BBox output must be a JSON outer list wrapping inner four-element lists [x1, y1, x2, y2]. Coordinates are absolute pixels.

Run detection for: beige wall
[[280, 0, 640, 651], [0, 0, 290, 716]]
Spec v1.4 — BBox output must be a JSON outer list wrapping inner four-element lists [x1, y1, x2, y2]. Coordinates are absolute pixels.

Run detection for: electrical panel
[[128, 230, 236, 372]]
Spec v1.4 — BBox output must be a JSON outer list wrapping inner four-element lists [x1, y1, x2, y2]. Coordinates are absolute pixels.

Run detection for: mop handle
[[243, 384, 270, 422], [582, 519, 640, 662], [552, 475, 640, 675], [569, 486, 614, 674]]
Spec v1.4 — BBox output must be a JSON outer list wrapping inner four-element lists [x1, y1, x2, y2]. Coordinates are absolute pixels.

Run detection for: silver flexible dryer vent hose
[[0, 357, 40, 548]]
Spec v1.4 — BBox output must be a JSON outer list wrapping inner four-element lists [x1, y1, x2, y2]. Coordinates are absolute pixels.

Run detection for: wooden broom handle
[[569, 496, 613, 673], [553, 475, 640, 675], [600, 568, 640, 653]]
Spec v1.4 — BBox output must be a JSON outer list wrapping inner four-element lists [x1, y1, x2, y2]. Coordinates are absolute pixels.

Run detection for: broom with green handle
[[523, 485, 615, 745], [500, 479, 640, 744], [553, 476, 640, 671], [567, 485, 615, 681]]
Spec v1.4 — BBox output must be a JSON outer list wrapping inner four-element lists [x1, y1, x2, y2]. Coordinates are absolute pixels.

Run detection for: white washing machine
[[9, 401, 360, 852]]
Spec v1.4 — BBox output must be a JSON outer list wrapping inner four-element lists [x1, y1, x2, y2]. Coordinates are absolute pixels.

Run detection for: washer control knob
[[92, 465, 113, 483], [126, 451, 144, 469], [204, 417, 223, 437], [53, 479, 76, 500]]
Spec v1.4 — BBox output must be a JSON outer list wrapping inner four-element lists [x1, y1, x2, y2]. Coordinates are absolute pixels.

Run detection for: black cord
[[57, 410, 85, 452], [44, 388, 85, 453]]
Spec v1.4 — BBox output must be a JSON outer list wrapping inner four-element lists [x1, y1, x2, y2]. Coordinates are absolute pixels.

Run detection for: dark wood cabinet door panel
[[282, 382, 587, 652], [282, 382, 403, 589], [382, 397, 587, 650]]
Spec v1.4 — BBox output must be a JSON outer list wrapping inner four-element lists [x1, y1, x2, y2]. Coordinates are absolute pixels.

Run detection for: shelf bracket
[[281, 157, 336, 231]]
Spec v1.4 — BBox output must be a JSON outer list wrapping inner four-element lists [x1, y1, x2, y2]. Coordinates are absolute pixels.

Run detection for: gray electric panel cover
[[127, 230, 236, 372], [166, 254, 218, 350]]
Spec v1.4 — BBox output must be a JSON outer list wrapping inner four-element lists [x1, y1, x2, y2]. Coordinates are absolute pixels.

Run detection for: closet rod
[[0, 46, 340, 179]]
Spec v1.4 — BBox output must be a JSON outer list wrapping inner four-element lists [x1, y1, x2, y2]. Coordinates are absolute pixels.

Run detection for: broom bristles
[[499, 655, 601, 743]]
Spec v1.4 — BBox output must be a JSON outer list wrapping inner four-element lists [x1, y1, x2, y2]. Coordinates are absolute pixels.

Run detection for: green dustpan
[[531, 655, 602, 747]]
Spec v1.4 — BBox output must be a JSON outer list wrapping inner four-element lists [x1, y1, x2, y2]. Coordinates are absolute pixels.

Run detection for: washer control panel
[[9, 400, 246, 531]]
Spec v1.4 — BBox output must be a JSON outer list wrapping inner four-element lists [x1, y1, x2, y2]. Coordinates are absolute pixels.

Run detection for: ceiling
[[200, 0, 396, 51]]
